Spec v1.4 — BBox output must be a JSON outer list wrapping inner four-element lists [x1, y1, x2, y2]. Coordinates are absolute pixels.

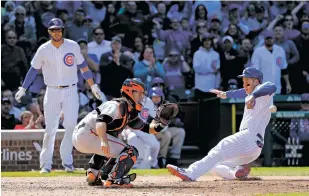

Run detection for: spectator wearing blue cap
[[251, 30, 288, 94]]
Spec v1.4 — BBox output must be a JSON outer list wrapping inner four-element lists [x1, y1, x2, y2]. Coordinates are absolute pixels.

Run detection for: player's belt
[[49, 84, 76, 89]]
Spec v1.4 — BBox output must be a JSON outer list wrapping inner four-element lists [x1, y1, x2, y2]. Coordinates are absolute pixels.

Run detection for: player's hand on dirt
[[15, 87, 26, 103], [210, 89, 227, 99], [91, 84, 107, 101], [245, 95, 255, 109]]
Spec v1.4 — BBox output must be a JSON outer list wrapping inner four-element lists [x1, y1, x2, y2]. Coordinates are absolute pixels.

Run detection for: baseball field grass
[[2, 167, 309, 177], [2, 167, 309, 196]]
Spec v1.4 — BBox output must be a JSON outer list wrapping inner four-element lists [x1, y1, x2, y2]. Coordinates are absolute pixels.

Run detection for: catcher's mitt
[[156, 102, 179, 126]]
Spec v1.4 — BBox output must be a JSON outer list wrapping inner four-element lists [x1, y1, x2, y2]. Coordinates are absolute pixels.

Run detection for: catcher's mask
[[121, 78, 146, 112], [149, 87, 165, 104]]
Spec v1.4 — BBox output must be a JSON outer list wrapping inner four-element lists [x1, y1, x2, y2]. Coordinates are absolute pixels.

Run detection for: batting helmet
[[237, 67, 263, 83], [149, 87, 165, 101], [121, 78, 146, 112], [48, 18, 64, 29], [151, 77, 165, 87]]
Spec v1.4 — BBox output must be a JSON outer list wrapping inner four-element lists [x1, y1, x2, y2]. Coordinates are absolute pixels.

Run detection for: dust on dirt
[[2, 176, 309, 196]]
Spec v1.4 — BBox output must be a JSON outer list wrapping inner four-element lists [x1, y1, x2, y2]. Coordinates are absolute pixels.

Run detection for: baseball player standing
[[167, 67, 276, 181], [15, 18, 105, 174]]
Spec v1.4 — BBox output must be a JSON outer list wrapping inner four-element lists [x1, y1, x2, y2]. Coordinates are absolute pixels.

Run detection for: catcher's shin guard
[[101, 158, 116, 180], [105, 145, 138, 187]]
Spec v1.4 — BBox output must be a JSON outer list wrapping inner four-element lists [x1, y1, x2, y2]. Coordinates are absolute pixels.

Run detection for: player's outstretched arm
[[210, 88, 247, 99], [15, 67, 39, 103], [252, 81, 277, 98]]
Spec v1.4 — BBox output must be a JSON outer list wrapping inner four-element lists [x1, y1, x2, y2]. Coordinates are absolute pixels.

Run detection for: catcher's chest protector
[[108, 145, 139, 180]]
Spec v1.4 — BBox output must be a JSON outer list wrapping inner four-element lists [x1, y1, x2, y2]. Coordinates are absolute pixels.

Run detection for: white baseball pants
[[40, 85, 79, 170]]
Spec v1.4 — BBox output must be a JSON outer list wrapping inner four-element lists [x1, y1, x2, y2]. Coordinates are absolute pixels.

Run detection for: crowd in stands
[[1, 1, 309, 167]]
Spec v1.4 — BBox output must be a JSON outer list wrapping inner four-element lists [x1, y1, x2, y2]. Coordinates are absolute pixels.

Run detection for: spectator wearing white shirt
[[251, 31, 288, 94], [193, 33, 220, 100], [87, 27, 111, 61]]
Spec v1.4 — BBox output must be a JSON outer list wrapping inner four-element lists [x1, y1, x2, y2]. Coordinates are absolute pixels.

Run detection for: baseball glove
[[156, 102, 179, 126]]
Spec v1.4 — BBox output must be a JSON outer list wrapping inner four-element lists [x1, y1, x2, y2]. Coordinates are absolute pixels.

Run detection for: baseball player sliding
[[73, 78, 179, 188], [167, 67, 276, 181], [15, 18, 105, 174]]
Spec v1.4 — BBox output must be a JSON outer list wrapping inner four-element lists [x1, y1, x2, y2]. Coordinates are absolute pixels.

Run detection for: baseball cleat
[[86, 169, 102, 186], [63, 164, 74, 173], [167, 164, 193, 181], [235, 164, 251, 180], [40, 168, 51, 174], [103, 180, 133, 188]]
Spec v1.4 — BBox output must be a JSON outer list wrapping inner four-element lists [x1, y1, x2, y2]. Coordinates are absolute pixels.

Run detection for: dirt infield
[[2, 176, 309, 196]]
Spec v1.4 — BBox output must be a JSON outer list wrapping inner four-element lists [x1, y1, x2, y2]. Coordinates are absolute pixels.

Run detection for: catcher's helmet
[[48, 18, 64, 29], [121, 78, 146, 112], [151, 77, 165, 87], [149, 87, 165, 101]]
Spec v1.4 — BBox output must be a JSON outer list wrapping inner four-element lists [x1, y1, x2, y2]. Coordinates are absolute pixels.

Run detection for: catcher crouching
[[72, 78, 178, 188]]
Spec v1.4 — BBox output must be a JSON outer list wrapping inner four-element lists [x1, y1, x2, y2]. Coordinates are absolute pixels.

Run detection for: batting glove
[[91, 84, 107, 102], [15, 87, 26, 103]]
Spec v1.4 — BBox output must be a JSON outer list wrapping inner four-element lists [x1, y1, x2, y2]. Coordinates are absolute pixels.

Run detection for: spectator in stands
[[238, 38, 254, 69], [2, 1, 15, 25], [147, 2, 171, 30], [181, 17, 191, 32], [84, 1, 106, 27], [116, 1, 145, 48], [4, 5, 37, 45], [83, 15, 94, 29], [133, 46, 165, 90], [87, 27, 112, 62], [284, 14, 301, 40], [66, 8, 92, 42], [162, 50, 191, 98], [251, 31, 288, 94], [190, 21, 208, 56], [193, 33, 220, 100], [2, 30, 28, 91], [189, 4, 208, 34], [167, 1, 193, 21], [274, 24, 299, 94], [14, 110, 43, 130], [294, 20, 309, 93], [100, 3, 117, 40], [1, 98, 20, 129], [132, 36, 144, 62], [100, 36, 133, 99], [209, 16, 222, 38], [219, 36, 241, 90], [153, 17, 191, 57], [221, 5, 250, 37], [2, 89, 22, 120], [56, 9, 70, 27], [224, 23, 243, 51]]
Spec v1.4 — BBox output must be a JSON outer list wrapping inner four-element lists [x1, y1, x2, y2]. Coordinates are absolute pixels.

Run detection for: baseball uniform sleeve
[[31, 46, 44, 69], [74, 43, 85, 66]]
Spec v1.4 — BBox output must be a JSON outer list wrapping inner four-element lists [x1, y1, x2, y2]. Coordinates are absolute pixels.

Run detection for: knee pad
[[108, 145, 139, 180]]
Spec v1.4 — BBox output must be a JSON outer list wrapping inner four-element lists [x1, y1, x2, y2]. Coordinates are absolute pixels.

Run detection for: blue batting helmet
[[237, 67, 263, 83], [48, 18, 64, 29], [149, 87, 165, 101], [151, 77, 165, 87]]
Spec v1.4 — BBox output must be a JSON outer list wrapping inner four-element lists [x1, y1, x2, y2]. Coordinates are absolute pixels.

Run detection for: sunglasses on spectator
[[7, 36, 17, 39], [50, 29, 62, 33], [169, 55, 178, 57], [15, 13, 25, 16], [285, 18, 293, 21], [94, 32, 104, 35]]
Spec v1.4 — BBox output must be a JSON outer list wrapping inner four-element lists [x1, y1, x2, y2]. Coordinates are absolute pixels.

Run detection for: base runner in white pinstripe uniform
[[15, 18, 106, 174], [167, 67, 277, 181]]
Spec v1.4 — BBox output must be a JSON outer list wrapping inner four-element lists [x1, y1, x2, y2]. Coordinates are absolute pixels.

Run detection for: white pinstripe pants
[[40, 85, 79, 170], [186, 130, 262, 180]]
